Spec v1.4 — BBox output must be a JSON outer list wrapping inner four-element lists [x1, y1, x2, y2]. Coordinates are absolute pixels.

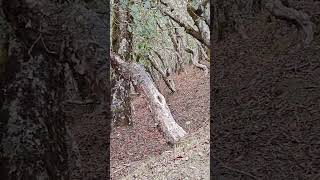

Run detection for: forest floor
[[211, 7, 320, 179], [66, 64, 209, 179], [110, 65, 210, 179], [67, 3, 320, 179]]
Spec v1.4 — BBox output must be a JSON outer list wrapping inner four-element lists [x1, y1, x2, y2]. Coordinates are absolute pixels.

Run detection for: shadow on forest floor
[[211, 10, 320, 179]]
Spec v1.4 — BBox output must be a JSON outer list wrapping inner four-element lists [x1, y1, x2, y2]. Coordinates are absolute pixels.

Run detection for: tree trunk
[[186, 0, 211, 43], [112, 0, 121, 52], [0, 0, 109, 179], [111, 68, 132, 126], [111, 0, 133, 126], [110, 52, 187, 144], [159, 0, 210, 47]]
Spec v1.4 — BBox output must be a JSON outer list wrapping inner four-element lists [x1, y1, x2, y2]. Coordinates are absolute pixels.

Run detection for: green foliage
[[128, 0, 166, 67], [134, 40, 151, 67], [129, 3, 159, 40]]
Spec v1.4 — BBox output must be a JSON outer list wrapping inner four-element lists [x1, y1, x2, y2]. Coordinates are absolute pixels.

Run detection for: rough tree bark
[[159, 0, 210, 47], [167, 20, 185, 74], [112, 0, 121, 51], [111, 0, 133, 126], [265, 0, 314, 45], [111, 68, 132, 126], [110, 52, 187, 144], [156, 20, 181, 75], [0, 0, 109, 179], [186, 0, 211, 42]]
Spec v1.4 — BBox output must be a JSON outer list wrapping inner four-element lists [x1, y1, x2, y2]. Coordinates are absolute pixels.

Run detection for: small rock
[[186, 121, 191, 125]]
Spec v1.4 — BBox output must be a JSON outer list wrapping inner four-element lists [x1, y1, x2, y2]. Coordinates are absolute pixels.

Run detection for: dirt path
[[120, 122, 209, 180], [111, 66, 210, 179]]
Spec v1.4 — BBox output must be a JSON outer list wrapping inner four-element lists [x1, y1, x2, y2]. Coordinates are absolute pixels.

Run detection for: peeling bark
[[110, 52, 187, 144]]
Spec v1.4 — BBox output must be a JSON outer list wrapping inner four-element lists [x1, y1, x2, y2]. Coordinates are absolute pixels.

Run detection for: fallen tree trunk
[[265, 0, 314, 45], [110, 52, 187, 144]]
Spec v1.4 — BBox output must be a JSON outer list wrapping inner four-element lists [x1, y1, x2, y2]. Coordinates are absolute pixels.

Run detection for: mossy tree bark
[[111, 0, 135, 126]]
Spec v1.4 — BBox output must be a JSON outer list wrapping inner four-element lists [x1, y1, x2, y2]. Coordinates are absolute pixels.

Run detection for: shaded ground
[[111, 66, 210, 179], [211, 7, 320, 179], [65, 106, 108, 179]]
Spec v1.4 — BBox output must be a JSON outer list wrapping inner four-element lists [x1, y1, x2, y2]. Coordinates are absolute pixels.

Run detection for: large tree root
[[110, 52, 187, 144], [185, 47, 209, 76], [266, 0, 314, 45]]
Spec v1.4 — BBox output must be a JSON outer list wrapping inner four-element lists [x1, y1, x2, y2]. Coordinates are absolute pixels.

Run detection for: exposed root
[[266, 0, 314, 45]]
